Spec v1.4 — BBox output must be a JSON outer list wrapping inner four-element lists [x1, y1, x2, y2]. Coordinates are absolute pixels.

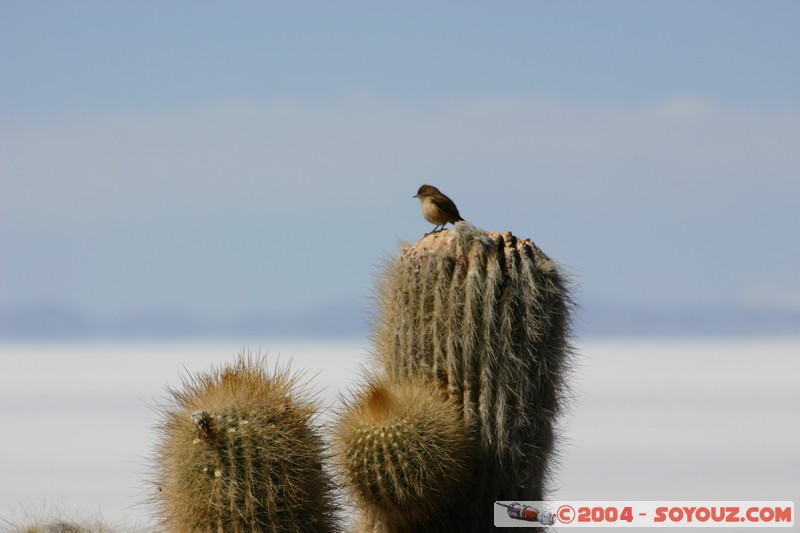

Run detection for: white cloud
[[648, 95, 713, 119], [2, 94, 798, 315], [3, 93, 798, 225], [741, 285, 800, 311]]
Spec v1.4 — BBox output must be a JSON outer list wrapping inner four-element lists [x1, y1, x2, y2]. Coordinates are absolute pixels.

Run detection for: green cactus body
[[335, 376, 474, 532], [154, 355, 339, 533], [372, 223, 573, 529]]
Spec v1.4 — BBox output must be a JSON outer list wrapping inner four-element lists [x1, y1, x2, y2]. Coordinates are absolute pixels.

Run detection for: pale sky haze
[[1, 2, 798, 332]]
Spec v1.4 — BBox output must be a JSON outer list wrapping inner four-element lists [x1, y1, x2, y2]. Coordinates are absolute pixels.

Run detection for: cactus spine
[[371, 223, 573, 529], [153, 354, 339, 532], [335, 376, 474, 532]]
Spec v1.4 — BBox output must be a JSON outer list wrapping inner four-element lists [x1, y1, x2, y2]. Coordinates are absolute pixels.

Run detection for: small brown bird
[[413, 184, 464, 233]]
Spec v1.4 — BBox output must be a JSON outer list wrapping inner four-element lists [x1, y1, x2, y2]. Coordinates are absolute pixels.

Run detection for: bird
[[413, 184, 464, 233]]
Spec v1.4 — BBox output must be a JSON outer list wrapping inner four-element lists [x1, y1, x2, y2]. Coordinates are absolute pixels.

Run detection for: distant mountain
[[0, 301, 371, 340], [575, 301, 800, 337], [0, 305, 93, 339], [0, 300, 797, 340]]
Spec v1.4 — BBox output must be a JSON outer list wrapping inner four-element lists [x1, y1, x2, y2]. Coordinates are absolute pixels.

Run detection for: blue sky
[[3, 2, 799, 118], [1, 1, 799, 327]]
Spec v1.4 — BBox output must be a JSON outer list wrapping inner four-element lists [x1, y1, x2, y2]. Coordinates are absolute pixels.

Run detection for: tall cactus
[[371, 222, 574, 529], [153, 354, 340, 532]]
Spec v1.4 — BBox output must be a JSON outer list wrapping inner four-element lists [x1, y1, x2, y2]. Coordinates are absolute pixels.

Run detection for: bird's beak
[[413, 194, 418, 198]]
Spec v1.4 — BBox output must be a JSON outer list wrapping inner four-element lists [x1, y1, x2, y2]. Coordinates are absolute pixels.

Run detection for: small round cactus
[[153, 354, 339, 532], [335, 376, 475, 532]]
